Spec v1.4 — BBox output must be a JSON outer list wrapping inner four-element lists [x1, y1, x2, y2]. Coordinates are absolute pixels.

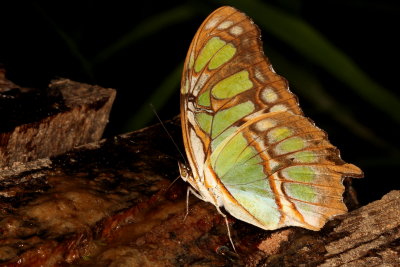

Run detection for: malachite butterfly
[[179, 6, 363, 235]]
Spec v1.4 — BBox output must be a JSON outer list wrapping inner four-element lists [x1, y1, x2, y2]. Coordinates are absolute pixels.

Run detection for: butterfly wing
[[181, 6, 302, 182], [180, 6, 363, 230], [208, 110, 363, 230]]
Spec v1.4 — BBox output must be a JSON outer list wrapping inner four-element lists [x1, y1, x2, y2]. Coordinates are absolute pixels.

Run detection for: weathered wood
[[322, 189, 400, 266], [251, 190, 400, 266], [0, 73, 115, 168], [0, 118, 398, 266]]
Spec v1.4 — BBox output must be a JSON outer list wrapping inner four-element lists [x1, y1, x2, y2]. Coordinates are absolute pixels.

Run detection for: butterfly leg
[[215, 205, 236, 252], [185, 187, 237, 252], [184, 186, 204, 221]]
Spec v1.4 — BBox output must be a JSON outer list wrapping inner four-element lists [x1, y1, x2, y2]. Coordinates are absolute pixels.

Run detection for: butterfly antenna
[[149, 103, 188, 165], [165, 174, 182, 192]]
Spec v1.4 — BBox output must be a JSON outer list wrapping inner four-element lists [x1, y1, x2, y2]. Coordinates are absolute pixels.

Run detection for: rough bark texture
[[321, 190, 400, 266], [0, 116, 399, 266], [252, 190, 400, 266], [0, 75, 116, 168]]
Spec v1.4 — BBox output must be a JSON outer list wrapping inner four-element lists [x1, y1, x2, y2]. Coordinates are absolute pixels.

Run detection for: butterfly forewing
[[180, 6, 363, 231]]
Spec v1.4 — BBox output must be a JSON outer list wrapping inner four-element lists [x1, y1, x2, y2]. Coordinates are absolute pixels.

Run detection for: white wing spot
[[261, 87, 278, 103], [254, 118, 277, 132], [270, 104, 288, 112], [230, 26, 243, 36], [205, 17, 220, 29], [190, 129, 205, 176], [193, 73, 209, 96], [188, 50, 195, 69], [255, 69, 265, 82], [218, 21, 233, 30], [181, 78, 189, 94], [187, 110, 196, 126]]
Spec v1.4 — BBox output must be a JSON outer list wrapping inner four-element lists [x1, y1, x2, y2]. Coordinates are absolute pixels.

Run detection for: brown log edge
[[0, 117, 398, 266], [0, 77, 116, 168]]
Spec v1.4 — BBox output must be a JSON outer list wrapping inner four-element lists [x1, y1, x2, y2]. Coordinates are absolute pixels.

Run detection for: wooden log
[[0, 117, 398, 266], [250, 190, 400, 266], [0, 72, 116, 168]]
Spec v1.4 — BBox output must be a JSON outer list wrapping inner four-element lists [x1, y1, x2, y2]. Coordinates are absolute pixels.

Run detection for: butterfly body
[[180, 6, 363, 232]]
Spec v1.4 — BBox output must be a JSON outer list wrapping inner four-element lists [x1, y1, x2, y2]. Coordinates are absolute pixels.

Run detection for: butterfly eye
[[181, 168, 187, 177], [178, 162, 191, 178]]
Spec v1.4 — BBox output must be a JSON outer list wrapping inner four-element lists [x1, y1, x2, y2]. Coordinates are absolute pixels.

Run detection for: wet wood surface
[[0, 115, 399, 266]]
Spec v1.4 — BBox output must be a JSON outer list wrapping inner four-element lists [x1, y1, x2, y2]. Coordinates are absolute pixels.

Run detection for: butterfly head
[[178, 161, 192, 182]]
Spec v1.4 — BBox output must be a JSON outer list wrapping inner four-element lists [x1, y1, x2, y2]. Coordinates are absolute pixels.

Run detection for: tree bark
[[0, 73, 115, 168], [251, 190, 400, 266]]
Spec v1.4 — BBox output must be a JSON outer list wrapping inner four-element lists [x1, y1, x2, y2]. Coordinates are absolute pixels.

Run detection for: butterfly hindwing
[[180, 6, 363, 230], [210, 111, 362, 229]]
